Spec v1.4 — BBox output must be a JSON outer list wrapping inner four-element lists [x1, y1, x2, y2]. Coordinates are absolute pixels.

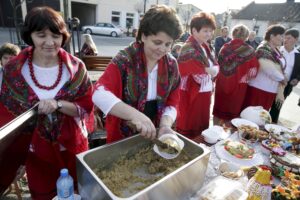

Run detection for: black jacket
[[284, 52, 300, 97]]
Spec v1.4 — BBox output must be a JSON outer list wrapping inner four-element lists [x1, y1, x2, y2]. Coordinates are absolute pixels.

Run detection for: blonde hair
[[231, 24, 250, 41], [82, 34, 98, 54]]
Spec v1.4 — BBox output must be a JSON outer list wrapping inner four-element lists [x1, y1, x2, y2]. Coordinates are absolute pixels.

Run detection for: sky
[[179, 0, 300, 14]]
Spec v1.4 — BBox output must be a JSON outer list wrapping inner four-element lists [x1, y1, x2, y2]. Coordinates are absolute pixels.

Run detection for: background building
[[177, 3, 201, 31], [230, 0, 300, 39]]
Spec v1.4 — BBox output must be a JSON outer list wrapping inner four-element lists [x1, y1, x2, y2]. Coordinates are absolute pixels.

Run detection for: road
[[72, 32, 135, 57], [0, 28, 299, 128]]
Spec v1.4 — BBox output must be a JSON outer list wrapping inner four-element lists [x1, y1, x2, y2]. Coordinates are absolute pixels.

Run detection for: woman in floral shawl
[[176, 12, 219, 139], [213, 24, 259, 124], [0, 7, 93, 199], [93, 5, 182, 143], [243, 25, 286, 110]]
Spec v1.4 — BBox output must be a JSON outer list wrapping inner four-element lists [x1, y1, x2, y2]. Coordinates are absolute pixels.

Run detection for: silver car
[[82, 22, 123, 37]]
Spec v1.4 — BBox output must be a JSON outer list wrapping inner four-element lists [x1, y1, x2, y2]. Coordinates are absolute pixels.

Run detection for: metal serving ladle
[[126, 121, 184, 159], [152, 133, 184, 159]]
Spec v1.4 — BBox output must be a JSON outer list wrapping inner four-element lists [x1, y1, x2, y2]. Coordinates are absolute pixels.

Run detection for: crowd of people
[[0, 4, 299, 200]]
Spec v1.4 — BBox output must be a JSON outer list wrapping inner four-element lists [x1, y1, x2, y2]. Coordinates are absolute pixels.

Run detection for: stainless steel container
[[76, 134, 210, 200]]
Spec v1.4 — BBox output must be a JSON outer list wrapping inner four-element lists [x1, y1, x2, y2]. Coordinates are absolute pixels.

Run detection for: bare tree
[[180, 6, 194, 31]]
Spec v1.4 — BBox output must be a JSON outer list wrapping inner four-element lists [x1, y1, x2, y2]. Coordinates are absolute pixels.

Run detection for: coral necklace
[[28, 49, 63, 90]]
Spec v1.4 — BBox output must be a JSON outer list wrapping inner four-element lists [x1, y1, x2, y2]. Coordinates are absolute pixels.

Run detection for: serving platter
[[215, 140, 264, 167], [231, 118, 259, 129]]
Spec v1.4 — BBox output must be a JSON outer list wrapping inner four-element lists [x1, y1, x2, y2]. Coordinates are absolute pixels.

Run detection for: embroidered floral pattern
[[0, 46, 92, 142], [218, 39, 256, 76], [111, 42, 180, 136]]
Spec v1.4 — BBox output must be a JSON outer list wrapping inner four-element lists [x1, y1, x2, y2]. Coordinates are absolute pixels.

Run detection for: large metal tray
[[76, 134, 210, 200], [0, 104, 38, 195]]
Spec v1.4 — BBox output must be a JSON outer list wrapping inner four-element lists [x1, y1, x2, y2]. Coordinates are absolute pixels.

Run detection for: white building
[[69, 0, 178, 30], [177, 3, 201, 31], [230, 0, 300, 39]]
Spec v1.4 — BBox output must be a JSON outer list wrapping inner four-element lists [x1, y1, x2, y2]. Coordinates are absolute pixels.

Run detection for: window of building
[[111, 11, 120, 25], [126, 13, 134, 28]]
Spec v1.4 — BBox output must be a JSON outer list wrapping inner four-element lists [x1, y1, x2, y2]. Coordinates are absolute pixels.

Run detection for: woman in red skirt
[[176, 12, 218, 139]]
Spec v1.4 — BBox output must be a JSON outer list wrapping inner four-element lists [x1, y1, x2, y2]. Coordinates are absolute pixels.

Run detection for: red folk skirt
[[25, 150, 77, 200], [177, 90, 211, 140], [243, 86, 276, 111]]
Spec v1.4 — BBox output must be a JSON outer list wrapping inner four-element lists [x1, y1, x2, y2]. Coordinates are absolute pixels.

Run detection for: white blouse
[[21, 61, 70, 99], [93, 64, 177, 121]]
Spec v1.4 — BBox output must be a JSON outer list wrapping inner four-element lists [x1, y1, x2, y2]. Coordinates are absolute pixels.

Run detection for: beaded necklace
[[28, 49, 63, 90]]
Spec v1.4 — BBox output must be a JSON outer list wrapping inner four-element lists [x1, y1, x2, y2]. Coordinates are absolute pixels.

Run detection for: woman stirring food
[[92, 5, 183, 143]]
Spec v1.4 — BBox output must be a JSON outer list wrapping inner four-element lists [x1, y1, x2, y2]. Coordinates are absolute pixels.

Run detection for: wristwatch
[[57, 100, 63, 110]]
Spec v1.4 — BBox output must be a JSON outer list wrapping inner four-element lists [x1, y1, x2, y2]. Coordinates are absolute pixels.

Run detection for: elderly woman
[[80, 34, 98, 56], [0, 43, 20, 67], [213, 24, 259, 124], [93, 5, 183, 143], [0, 7, 93, 199], [243, 25, 286, 110], [176, 12, 218, 139]]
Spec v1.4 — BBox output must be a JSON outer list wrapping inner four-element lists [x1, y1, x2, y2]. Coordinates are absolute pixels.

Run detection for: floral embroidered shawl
[[0, 46, 94, 163], [178, 36, 217, 67], [256, 41, 285, 71], [218, 39, 256, 76], [96, 41, 180, 137]]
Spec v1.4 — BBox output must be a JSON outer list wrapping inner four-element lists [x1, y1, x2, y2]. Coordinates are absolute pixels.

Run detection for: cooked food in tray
[[94, 145, 196, 198]]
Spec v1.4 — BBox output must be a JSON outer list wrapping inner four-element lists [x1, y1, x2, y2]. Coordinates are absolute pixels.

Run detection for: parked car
[[82, 22, 123, 37]]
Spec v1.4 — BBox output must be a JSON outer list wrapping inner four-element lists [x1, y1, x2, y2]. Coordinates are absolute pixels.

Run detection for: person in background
[[0, 7, 94, 199], [179, 31, 190, 42], [171, 42, 183, 59], [80, 34, 98, 56], [176, 12, 218, 140], [0, 43, 20, 67], [92, 5, 183, 143], [213, 24, 259, 124], [243, 24, 286, 111], [246, 31, 259, 50], [0, 43, 20, 90], [270, 28, 300, 123], [214, 26, 232, 57]]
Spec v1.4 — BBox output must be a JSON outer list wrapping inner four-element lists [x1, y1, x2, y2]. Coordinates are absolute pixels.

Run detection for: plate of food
[[264, 124, 290, 134], [215, 140, 264, 167], [231, 118, 259, 129]]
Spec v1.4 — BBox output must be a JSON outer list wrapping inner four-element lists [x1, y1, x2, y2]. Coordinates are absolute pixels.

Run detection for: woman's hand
[[128, 112, 156, 140], [38, 99, 58, 115]]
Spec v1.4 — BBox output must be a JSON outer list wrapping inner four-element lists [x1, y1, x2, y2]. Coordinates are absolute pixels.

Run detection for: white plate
[[264, 124, 290, 134], [231, 118, 259, 129], [215, 140, 264, 167]]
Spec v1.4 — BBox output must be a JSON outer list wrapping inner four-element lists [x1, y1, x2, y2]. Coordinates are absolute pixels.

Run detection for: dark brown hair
[[136, 5, 183, 42], [0, 43, 20, 59], [264, 24, 285, 41], [285, 28, 299, 39], [190, 12, 216, 33], [21, 6, 70, 47]]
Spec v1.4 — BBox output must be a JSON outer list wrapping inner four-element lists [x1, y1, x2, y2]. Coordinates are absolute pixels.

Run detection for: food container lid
[[196, 176, 248, 200]]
